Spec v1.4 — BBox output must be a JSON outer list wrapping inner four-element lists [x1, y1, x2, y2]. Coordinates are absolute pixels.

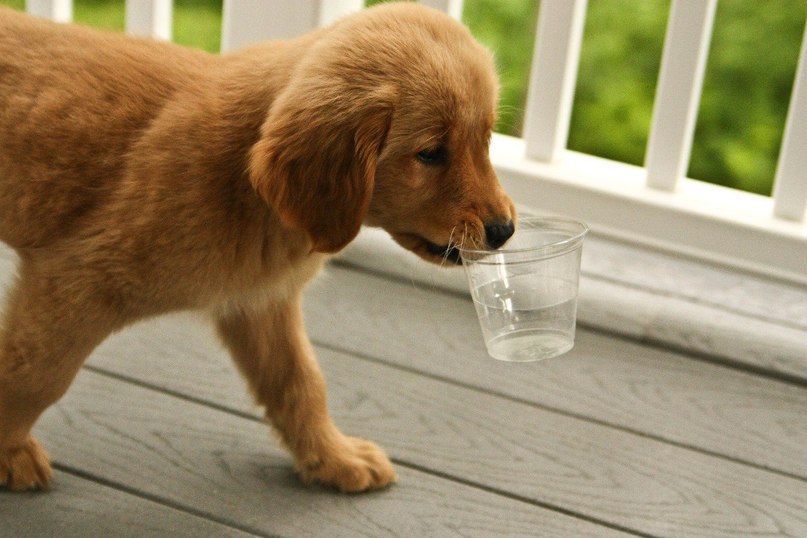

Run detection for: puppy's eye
[[416, 146, 448, 165]]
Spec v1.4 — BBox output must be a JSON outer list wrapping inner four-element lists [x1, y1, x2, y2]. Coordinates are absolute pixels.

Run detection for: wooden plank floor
[[1, 248, 807, 537]]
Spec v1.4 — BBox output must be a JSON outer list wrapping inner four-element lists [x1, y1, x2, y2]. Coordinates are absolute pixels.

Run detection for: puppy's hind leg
[[215, 295, 396, 493], [0, 264, 122, 491]]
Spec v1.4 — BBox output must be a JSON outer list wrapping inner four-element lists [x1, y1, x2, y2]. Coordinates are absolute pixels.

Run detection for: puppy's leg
[[216, 295, 396, 493], [0, 267, 120, 491]]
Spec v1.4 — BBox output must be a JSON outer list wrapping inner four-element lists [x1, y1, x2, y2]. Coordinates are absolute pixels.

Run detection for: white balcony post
[[522, 0, 588, 163], [26, 0, 72, 22], [772, 23, 807, 223], [221, 0, 363, 53], [418, 0, 463, 20], [644, 0, 717, 192], [125, 0, 172, 41]]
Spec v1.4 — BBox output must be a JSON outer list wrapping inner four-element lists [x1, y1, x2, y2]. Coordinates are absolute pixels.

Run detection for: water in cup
[[471, 274, 577, 362], [460, 217, 588, 362]]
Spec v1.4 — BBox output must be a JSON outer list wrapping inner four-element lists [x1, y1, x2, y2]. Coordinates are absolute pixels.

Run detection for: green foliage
[[73, 0, 124, 31], [689, 0, 806, 195], [2, 0, 804, 195], [462, 0, 806, 196], [568, 0, 668, 170], [74, 0, 223, 52], [172, 0, 222, 53], [462, 0, 539, 135]]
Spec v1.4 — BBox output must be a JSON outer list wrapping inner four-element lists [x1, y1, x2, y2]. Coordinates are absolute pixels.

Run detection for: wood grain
[[84, 312, 807, 537], [581, 236, 807, 331], [304, 265, 807, 480], [316, 350, 807, 538], [337, 229, 807, 380], [0, 472, 258, 538], [36, 369, 628, 538], [340, 227, 807, 331], [4, 235, 807, 536], [579, 276, 807, 381]]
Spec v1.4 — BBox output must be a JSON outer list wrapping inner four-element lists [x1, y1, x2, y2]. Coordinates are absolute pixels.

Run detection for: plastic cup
[[460, 217, 588, 362]]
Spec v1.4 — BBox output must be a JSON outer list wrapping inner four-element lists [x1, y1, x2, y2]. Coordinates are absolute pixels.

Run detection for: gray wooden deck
[[1, 240, 807, 537]]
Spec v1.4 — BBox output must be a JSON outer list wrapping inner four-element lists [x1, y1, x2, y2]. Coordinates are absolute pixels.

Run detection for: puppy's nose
[[484, 220, 515, 249]]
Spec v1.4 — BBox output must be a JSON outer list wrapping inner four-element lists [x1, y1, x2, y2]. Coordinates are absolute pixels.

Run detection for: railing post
[[125, 0, 172, 41], [644, 0, 717, 192], [26, 0, 72, 22], [772, 22, 807, 223], [522, 0, 588, 163], [221, 0, 363, 53]]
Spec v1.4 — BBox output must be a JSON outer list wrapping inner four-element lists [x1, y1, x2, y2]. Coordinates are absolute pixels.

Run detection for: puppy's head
[[249, 3, 515, 262]]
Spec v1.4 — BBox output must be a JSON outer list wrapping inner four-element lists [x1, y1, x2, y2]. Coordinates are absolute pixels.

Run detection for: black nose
[[484, 220, 515, 249]]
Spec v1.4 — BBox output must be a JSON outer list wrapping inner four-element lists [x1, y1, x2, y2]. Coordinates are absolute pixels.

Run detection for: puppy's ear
[[249, 83, 393, 254]]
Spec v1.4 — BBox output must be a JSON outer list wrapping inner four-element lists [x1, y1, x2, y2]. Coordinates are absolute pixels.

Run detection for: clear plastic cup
[[460, 217, 588, 362]]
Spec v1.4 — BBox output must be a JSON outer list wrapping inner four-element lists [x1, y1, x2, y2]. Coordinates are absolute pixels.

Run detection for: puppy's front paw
[[0, 437, 52, 491], [299, 435, 396, 493]]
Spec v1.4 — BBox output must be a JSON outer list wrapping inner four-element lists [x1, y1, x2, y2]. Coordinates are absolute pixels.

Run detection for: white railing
[[23, 0, 807, 284]]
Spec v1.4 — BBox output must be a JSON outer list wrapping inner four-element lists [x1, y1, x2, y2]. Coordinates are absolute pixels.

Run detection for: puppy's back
[[0, 7, 212, 248]]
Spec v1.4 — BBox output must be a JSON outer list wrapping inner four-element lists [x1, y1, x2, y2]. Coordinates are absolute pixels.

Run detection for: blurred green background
[[2, 0, 805, 196]]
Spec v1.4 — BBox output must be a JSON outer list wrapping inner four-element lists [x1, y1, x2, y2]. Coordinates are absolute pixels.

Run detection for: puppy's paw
[[299, 435, 396, 493], [0, 437, 52, 491]]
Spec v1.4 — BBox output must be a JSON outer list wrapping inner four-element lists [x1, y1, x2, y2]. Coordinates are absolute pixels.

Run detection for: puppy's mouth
[[391, 233, 463, 265], [423, 239, 461, 265]]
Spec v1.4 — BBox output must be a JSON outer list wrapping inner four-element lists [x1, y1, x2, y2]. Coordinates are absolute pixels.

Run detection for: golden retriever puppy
[[0, 2, 515, 492]]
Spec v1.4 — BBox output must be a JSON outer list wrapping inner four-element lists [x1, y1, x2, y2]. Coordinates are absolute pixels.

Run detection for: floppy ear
[[249, 83, 393, 254]]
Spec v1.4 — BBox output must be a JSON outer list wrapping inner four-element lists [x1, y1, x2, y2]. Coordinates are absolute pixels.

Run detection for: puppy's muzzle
[[425, 218, 515, 264]]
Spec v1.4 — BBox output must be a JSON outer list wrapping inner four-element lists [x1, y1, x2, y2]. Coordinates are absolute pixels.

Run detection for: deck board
[[304, 265, 807, 481], [582, 237, 807, 332], [0, 472, 259, 538], [35, 369, 627, 538], [81, 312, 807, 537], [339, 229, 807, 382], [2, 242, 807, 537]]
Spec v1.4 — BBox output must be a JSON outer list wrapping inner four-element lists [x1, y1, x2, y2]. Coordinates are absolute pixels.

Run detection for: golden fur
[[0, 3, 515, 492]]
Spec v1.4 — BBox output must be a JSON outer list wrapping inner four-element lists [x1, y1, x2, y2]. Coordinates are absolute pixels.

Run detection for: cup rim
[[459, 216, 589, 259]]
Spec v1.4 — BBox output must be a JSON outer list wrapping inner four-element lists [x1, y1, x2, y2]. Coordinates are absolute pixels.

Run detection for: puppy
[[0, 2, 515, 492]]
